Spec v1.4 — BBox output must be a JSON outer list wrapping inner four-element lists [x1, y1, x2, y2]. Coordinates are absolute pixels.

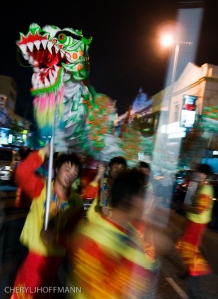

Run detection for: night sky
[[0, 0, 218, 122]]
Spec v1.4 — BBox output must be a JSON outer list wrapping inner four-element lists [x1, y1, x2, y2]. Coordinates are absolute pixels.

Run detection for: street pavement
[[0, 187, 218, 299], [151, 206, 218, 299]]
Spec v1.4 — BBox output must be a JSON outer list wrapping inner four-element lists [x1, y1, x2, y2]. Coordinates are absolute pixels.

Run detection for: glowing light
[[161, 35, 174, 47]]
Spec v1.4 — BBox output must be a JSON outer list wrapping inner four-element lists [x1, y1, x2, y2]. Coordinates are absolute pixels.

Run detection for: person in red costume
[[11, 144, 84, 299], [15, 148, 32, 210]]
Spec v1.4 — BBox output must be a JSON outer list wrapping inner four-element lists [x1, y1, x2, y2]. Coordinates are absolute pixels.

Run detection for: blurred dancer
[[78, 156, 99, 198], [132, 162, 156, 259], [85, 156, 127, 222], [176, 163, 214, 278], [11, 144, 84, 299], [15, 148, 32, 210], [138, 161, 155, 213], [68, 169, 159, 298]]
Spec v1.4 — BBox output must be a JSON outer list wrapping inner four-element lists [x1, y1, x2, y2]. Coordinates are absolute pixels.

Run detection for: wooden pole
[[44, 137, 54, 230]]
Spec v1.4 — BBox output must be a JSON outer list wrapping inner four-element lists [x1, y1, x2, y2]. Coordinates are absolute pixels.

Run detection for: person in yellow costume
[[68, 169, 159, 299], [11, 144, 84, 299], [86, 159, 158, 263], [176, 163, 214, 278]]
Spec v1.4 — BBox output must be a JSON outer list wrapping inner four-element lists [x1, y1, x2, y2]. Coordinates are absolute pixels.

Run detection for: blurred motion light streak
[[150, 7, 204, 227]]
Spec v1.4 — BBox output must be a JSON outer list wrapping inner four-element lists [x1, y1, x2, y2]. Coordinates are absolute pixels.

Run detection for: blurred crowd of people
[[8, 144, 216, 299]]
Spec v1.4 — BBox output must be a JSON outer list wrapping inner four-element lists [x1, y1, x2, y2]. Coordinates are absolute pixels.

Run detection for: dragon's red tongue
[[31, 49, 57, 68]]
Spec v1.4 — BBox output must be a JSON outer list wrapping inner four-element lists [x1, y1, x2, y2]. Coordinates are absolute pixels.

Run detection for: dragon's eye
[[58, 33, 67, 43]]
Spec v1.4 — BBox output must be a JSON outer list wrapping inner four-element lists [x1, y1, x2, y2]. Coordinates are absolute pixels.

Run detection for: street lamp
[[161, 35, 192, 132], [161, 35, 179, 124], [161, 34, 174, 47]]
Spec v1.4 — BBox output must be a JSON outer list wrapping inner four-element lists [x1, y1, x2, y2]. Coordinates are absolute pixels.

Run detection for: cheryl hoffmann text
[[5, 286, 82, 294]]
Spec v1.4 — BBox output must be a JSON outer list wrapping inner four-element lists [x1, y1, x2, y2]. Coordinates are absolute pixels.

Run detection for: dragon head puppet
[[17, 24, 123, 160], [17, 23, 93, 145], [17, 23, 92, 95]]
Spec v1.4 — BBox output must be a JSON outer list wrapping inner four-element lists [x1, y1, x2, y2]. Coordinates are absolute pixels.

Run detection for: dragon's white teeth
[[52, 70, 57, 77], [23, 53, 29, 60], [27, 42, 34, 52], [38, 80, 44, 89], [44, 77, 50, 87], [60, 50, 65, 58], [19, 44, 27, 55], [34, 41, 41, 50], [29, 56, 35, 65], [32, 74, 38, 88], [33, 81, 38, 89], [49, 72, 55, 85], [54, 65, 59, 71], [54, 45, 59, 54], [47, 41, 53, 54], [42, 40, 48, 49]]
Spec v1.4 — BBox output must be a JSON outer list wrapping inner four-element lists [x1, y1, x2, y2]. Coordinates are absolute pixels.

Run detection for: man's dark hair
[[196, 163, 212, 176], [139, 161, 150, 170], [55, 153, 83, 177], [111, 169, 145, 210], [109, 156, 127, 168]]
